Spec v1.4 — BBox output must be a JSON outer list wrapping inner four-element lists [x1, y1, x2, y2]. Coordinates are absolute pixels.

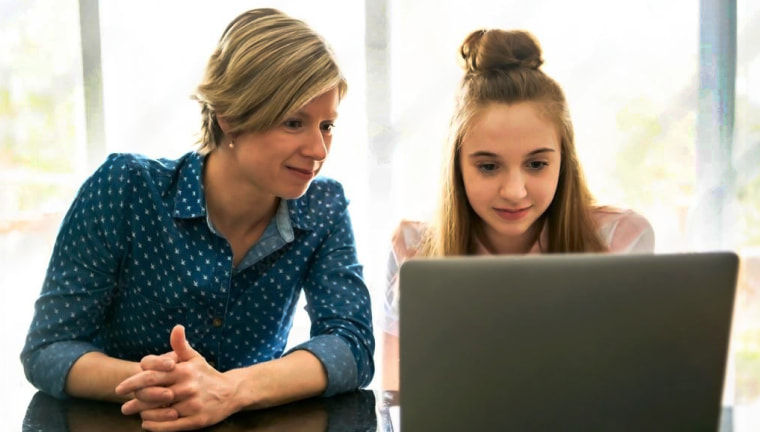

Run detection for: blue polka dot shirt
[[20, 152, 375, 399]]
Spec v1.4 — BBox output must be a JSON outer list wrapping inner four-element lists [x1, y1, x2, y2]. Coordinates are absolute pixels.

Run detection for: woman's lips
[[287, 166, 316, 181]]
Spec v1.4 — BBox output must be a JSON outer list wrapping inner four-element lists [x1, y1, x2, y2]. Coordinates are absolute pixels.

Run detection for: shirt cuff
[[286, 334, 358, 397], [24, 341, 102, 399]]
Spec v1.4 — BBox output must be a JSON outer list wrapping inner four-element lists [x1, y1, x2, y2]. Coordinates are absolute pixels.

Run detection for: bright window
[[0, 0, 85, 426]]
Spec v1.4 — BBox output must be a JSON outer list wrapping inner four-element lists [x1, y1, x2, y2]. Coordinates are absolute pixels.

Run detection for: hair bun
[[459, 29, 543, 74]]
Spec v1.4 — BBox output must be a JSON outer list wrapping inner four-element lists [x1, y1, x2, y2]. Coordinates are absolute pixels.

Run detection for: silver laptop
[[398, 252, 738, 431]]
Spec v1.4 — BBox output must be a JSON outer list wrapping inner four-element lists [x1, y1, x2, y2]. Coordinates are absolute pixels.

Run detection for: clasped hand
[[115, 325, 240, 431]]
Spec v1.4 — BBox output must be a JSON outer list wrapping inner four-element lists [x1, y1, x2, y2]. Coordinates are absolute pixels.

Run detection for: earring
[[229, 140, 235, 149]]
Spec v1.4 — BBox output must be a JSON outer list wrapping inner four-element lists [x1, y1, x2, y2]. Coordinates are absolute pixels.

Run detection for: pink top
[[382, 207, 655, 336]]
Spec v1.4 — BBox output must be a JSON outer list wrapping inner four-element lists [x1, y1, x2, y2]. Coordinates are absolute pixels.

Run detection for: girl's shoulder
[[591, 207, 655, 253], [391, 220, 429, 263]]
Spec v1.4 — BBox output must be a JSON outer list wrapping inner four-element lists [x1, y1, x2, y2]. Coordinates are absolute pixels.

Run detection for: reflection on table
[[22, 389, 378, 432], [378, 390, 737, 432], [22, 389, 740, 431]]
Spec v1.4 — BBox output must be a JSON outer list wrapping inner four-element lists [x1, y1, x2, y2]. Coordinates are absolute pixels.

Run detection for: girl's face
[[226, 87, 339, 200], [459, 101, 561, 254]]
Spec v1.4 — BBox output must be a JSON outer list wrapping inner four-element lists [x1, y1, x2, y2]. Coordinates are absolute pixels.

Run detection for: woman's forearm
[[66, 351, 142, 402], [68, 346, 328, 409], [226, 349, 328, 411]]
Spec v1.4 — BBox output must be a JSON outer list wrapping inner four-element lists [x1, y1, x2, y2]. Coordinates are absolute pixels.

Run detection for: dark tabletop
[[22, 389, 394, 432], [23, 389, 734, 432]]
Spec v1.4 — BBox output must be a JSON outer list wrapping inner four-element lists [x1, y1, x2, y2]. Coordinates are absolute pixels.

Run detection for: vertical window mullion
[[78, 0, 106, 171], [693, 0, 737, 251]]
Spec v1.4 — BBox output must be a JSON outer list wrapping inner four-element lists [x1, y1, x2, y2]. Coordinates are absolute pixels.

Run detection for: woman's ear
[[217, 116, 231, 135], [217, 116, 239, 145]]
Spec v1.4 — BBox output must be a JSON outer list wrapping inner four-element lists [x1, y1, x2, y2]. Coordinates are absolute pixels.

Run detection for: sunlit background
[[1, 0, 758, 430]]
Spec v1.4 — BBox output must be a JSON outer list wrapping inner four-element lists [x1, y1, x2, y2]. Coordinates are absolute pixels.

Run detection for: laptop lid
[[399, 252, 738, 431]]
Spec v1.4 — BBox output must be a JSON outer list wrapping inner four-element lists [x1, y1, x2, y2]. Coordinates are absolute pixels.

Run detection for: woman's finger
[[140, 354, 177, 372], [139, 406, 180, 422], [115, 369, 173, 396], [134, 386, 174, 405]]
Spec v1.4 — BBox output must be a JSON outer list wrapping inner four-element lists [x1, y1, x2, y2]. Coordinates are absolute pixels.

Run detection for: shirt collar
[[172, 152, 207, 219], [171, 151, 317, 234], [274, 199, 295, 241], [284, 185, 319, 232]]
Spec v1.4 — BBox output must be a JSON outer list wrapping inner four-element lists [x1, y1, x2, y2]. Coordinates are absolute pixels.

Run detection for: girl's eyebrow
[[468, 151, 500, 158], [467, 148, 556, 158], [525, 147, 556, 156]]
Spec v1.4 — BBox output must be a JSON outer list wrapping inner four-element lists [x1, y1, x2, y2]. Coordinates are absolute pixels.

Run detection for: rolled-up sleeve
[[20, 155, 129, 398], [289, 204, 375, 396]]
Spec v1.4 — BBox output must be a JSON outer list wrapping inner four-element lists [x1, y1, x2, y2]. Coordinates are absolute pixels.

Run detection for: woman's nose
[[303, 129, 328, 161]]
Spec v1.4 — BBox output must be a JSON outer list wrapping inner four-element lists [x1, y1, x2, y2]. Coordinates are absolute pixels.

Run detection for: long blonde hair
[[193, 8, 347, 154], [420, 29, 605, 256]]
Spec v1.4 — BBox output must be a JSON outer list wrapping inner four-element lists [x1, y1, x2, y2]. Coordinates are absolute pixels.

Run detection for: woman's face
[[226, 87, 340, 200], [459, 101, 561, 253]]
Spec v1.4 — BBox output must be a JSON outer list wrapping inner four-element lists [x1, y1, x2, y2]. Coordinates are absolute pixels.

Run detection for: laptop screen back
[[399, 252, 738, 431]]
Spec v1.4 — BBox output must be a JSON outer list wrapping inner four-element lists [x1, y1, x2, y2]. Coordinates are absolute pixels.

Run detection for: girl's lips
[[494, 206, 531, 221]]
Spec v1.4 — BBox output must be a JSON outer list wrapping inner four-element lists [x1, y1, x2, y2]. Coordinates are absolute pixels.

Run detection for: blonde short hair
[[193, 8, 347, 154]]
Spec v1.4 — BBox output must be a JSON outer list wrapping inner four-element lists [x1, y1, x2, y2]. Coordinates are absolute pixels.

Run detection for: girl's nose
[[499, 171, 528, 201]]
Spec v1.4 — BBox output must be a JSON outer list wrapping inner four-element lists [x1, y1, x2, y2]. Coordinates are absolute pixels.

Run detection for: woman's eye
[[282, 119, 303, 129], [526, 161, 548, 170]]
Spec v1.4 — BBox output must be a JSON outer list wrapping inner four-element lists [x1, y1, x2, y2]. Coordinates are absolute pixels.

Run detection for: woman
[[21, 8, 374, 431], [381, 28, 654, 390]]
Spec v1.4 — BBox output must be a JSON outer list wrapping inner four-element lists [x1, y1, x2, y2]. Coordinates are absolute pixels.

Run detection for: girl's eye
[[526, 161, 548, 170], [321, 122, 335, 133], [282, 119, 303, 129], [477, 163, 498, 173]]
